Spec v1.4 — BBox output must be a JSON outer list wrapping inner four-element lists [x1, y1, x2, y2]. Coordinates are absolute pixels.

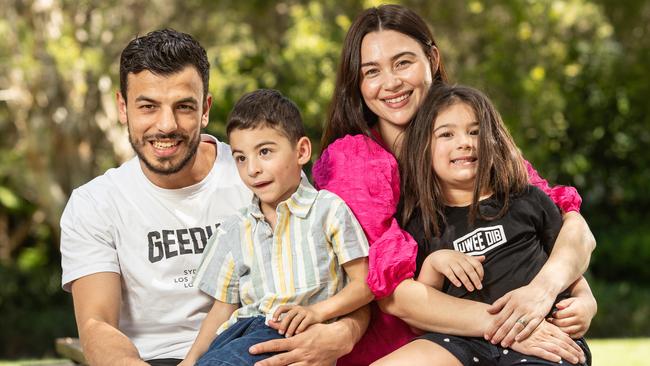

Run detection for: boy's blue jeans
[[196, 316, 284, 366]]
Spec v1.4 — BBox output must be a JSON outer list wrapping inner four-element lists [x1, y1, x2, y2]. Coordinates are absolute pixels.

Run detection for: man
[[61, 29, 368, 366]]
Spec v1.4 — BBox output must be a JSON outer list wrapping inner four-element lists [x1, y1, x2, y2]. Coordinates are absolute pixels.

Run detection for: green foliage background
[[1, 0, 649, 358]]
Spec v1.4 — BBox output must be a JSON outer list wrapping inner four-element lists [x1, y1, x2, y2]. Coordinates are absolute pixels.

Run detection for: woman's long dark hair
[[320, 4, 448, 151], [400, 85, 529, 238]]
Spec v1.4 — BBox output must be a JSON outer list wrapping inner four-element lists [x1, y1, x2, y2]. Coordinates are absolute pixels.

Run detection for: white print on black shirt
[[148, 223, 220, 263], [453, 225, 507, 255]]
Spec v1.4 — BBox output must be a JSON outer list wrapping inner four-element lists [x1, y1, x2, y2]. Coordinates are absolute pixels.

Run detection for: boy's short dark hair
[[119, 28, 209, 102], [227, 89, 306, 144]]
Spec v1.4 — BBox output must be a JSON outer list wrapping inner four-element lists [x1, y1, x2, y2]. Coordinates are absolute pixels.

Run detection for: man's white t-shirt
[[61, 134, 251, 360]]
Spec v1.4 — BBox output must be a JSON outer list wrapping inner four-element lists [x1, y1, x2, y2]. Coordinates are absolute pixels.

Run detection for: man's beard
[[128, 126, 201, 176]]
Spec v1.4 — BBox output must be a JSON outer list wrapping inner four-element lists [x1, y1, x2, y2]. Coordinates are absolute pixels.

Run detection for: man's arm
[[249, 305, 370, 366], [71, 272, 148, 366]]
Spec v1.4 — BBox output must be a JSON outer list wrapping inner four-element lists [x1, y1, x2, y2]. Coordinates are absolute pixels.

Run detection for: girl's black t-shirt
[[402, 185, 570, 305]]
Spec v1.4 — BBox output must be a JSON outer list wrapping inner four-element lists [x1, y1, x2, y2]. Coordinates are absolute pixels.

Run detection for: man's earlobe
[[117, 92, 128, 125], [201, 94, 213, 128]]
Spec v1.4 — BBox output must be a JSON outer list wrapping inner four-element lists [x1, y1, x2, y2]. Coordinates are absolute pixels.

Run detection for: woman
[[312, 4, 596, 365]]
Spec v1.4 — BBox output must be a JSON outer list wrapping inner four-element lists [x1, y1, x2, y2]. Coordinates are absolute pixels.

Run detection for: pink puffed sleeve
[[313, 135, 417, 299], [524, 159, 582, 213]]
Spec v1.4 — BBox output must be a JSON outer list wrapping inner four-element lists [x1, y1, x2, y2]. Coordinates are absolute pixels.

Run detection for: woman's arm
[[313, 135, 417, 299], [485, 211, 596, 346], [480, 162, 596, 345], [378, 279, 585, 364]]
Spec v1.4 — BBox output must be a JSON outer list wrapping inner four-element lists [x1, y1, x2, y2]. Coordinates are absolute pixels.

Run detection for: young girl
[[386, 84, 593, 366]]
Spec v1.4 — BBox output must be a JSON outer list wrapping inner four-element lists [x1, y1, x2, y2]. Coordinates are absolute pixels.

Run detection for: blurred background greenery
[[1, 0, 649, 359]]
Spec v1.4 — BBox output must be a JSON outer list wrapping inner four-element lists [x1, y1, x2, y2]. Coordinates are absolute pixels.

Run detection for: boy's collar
[[248, 177, 318, 220]]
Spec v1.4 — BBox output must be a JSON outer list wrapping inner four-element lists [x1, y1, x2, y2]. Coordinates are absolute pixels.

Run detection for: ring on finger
[[516, 317, 528, 326]]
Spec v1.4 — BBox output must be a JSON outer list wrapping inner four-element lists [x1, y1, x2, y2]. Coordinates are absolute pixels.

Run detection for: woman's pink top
[[312, 134, 582, 365]]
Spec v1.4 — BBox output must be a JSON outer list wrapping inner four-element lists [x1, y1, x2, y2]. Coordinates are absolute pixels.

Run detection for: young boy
[[181, 89, 373, 366]]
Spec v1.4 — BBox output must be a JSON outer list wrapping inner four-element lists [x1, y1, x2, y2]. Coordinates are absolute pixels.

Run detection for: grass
[[589, 338, 650, 366], [1, 338, 648, 365]]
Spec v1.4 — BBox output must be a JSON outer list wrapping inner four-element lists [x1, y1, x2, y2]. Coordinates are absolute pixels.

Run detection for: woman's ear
[[429, 46, 441, 77], [296, 136, 312, 165]]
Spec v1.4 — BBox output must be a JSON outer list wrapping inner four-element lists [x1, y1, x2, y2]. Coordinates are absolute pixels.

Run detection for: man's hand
[[272, 305, 324, 337], [510, 320, 585, 364], [485, 283, 555, 347], [249, 321, 352, 366]]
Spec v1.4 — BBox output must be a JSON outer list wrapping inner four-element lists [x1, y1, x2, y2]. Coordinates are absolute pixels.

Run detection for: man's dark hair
[[227, 89, 306, 144], [119, 28, 209, 102]]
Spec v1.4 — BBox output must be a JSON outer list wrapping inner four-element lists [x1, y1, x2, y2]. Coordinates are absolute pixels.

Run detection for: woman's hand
[[548, 295, 597, 338], [510, 320, 585, 364], [427, 250, 485, 291], [485, 282, 555, 347]]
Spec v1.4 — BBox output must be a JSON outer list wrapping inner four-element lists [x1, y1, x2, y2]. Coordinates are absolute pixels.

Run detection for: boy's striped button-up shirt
[[194, 178, 369, 334]]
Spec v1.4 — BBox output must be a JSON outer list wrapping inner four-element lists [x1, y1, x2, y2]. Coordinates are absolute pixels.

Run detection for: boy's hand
[[428, 250, 485, 291], [272, 305, 323, 337], [548, 296, 596, 338]]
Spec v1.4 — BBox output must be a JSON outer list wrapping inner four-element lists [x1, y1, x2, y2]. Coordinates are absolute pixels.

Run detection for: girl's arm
[[417, 254, 446, 289], [550, 276, 597, 339], [181, 301, 238, 365], [418, 250, 485, 291]]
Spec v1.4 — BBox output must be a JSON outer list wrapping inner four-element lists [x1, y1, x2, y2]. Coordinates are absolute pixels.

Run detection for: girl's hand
[[510, 320, 585, 364], [548, 296, 597, 338], [272, 305, 323, 337], [485, 283, 555, 347], [428, 250, 485, 291]]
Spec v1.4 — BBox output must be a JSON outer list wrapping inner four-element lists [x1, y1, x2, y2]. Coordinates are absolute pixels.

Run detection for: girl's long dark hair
[[400, 85, 529, 238], [320, 4, 448, 152]]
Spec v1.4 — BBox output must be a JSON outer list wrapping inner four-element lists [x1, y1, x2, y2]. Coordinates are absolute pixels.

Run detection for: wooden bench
[[55, 337, 88, 365]]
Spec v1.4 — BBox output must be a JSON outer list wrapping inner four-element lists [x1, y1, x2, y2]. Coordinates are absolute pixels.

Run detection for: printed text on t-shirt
[[147, 224, 220, 263], [452, 225, 507, 256]]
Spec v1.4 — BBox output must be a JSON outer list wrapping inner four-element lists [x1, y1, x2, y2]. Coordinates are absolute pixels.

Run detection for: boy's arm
[[311, 257, 374, 320], [272, 257, 373, 337], [182, 301, 238, 365], [71, 272, 148, 366]]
